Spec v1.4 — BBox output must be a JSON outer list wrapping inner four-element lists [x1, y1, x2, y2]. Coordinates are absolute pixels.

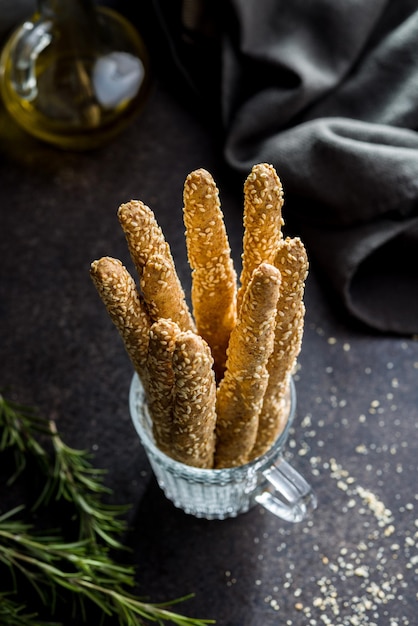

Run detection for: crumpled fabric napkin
[[221, 0, 418, 334]]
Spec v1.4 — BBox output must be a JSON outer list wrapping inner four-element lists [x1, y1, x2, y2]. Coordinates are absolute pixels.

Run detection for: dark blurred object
[[0, 0, 151, 149], [117, 0, 223, 119], [0, 0, 37, 43]]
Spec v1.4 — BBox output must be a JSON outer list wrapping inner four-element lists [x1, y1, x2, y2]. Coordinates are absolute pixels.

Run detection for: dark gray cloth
[[221, 0, 418, 334]]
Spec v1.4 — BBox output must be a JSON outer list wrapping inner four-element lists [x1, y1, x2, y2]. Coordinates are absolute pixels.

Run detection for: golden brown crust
[[214, 263, 281, 468], [237, 163, 284, 313], [250, 237, 308, 459], [183, 169, 237, 379], [118, 201, 195, 332], [171, 330, 217, 468], [146, 318, 180, 454], [141, 255, 195, 332], [90, 257, 151, 381], [118, 200, 169, 270]]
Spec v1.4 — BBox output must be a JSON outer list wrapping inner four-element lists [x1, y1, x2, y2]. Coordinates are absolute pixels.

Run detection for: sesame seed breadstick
[[90, 256, 151, 382], [146, 318, 180, 455], [118, 200, 169, 268], [214, 263, 281, 468], [250, 237, 308, 459], [237, 163, 284, 313], [118, 200, 195, 332], [141, 255, 195, 331], [171, 330, 217, 468], [183, 168, 237, 379]]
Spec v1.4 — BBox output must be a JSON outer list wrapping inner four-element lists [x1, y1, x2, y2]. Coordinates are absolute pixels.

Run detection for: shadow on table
[[125, 473, 268, 626]]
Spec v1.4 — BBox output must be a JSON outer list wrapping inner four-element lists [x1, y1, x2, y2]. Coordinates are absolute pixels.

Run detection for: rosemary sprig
[[0, 392, 215, 626], [0, 394, 50, 482], [0, 514, 212, 625], [37, 421, 129, 549], [0, 392, 128, 547]]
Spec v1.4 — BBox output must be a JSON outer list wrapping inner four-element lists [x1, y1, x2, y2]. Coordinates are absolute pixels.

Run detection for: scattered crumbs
[[327, 337, 337, 345], [343, 343, 351, 352], [354, 565, 369, 578], [270, 457, 417, 625], [302, 414, 312, 428], [252, 356, 417, 624]]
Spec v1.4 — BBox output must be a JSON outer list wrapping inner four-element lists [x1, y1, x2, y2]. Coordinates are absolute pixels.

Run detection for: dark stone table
[[1, 36, 417, 626]]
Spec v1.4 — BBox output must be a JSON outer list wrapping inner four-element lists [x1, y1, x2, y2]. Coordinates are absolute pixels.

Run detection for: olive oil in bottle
[[0, 0, 151, 150]]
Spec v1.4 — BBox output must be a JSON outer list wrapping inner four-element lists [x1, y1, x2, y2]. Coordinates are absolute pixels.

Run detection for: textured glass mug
[[129, 374, 317, 521]]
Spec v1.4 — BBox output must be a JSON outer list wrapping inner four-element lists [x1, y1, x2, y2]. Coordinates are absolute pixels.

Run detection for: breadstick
[[250, 237, 308, 459], [214, 263, 281, 468], [183, 168, 237, 379], [118, 200, 169, 268], [90, 256, 151, 382], [141, 254, 195, 331], [171, 330, 217, 468], [146, 318, 180, 455], [118, 200, 195, 332], [237, 163, 284, 313]]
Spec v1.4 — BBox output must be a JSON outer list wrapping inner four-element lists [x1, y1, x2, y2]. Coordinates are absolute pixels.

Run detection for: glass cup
[[129, 374, 317, 521]]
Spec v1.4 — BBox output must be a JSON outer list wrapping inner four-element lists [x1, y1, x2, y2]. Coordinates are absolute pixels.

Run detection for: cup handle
[[255, 458, 317, 522]]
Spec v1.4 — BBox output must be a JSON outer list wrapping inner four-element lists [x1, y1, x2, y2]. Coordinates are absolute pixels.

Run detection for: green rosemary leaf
[[0, 393, 50, 483], [0, 592, 61, 626], [36, 421, 130, 549]]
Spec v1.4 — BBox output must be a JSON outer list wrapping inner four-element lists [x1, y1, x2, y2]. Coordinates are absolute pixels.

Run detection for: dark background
[[1, 2, 417, 625]]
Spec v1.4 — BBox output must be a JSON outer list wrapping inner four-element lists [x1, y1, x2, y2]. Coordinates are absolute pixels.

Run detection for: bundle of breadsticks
[[90, 163, 308, 469]]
